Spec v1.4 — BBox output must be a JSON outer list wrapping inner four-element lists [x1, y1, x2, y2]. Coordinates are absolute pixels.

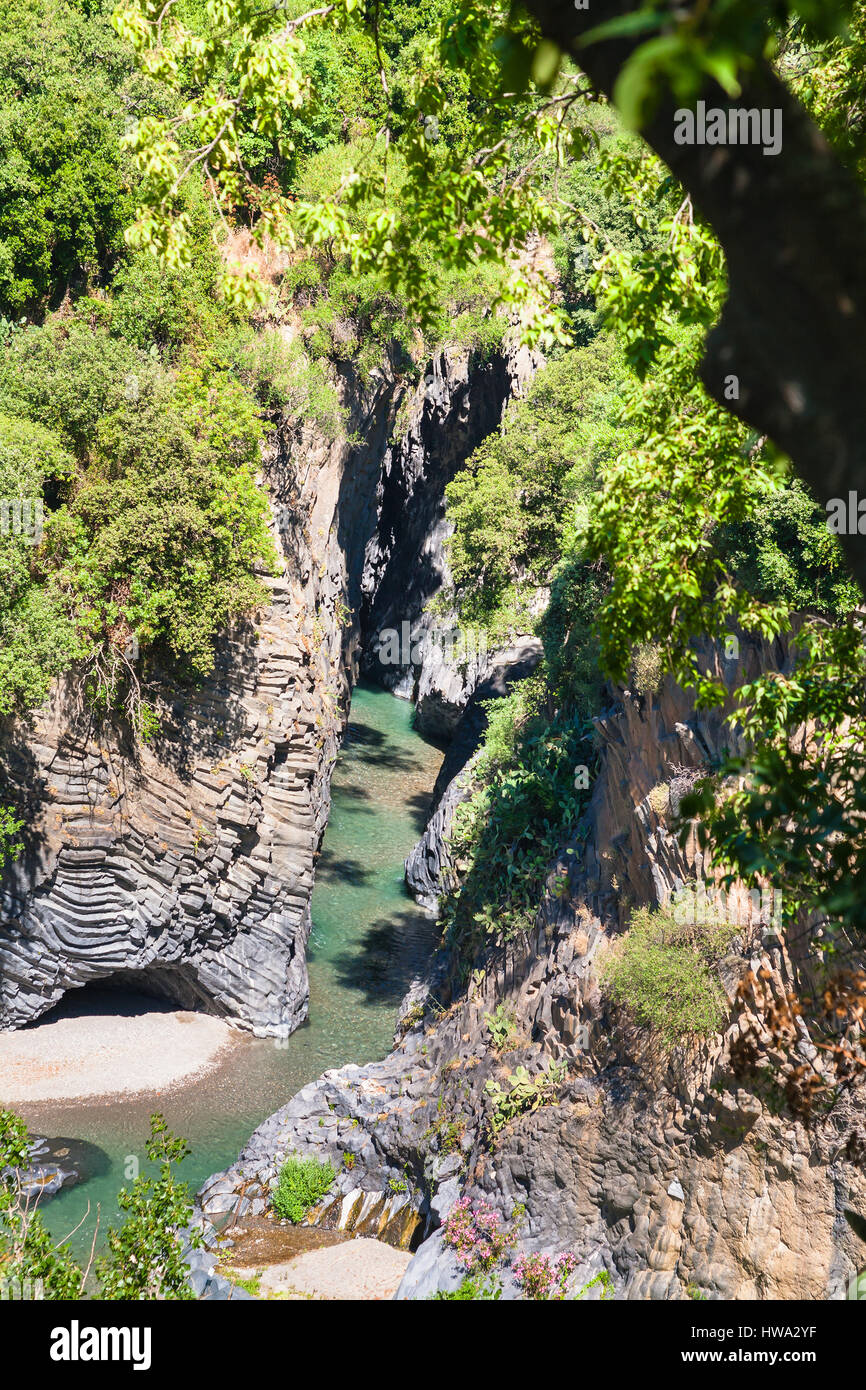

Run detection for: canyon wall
[[0, 340, 530, 1034], [196, 635, 866, 1299]]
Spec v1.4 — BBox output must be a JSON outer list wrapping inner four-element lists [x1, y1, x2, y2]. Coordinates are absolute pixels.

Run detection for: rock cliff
[[195, 635, 866, 1299], [0, 341, 529, 1034]]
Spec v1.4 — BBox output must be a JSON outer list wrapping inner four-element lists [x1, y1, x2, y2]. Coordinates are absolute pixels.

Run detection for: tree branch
[[520, 0, 866, 595]]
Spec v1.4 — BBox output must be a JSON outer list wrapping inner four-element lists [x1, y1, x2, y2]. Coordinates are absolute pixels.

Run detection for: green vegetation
[[271, 1155, 336, 1224], [96, 1115, 200, 1301], [1, 1110, 199, 1301], [0, 806, 23, 868], [219, 1267, 262, 1297], [442, 678, 590, 948], [0, 0, 136, 314], [433, 1272, 502, 1300], [484, 1003, 519, 1052], [484, 1059, 568, 1137], [599, 907, 738, 1046], [0, 320, 278, 731], [443, 333, 629, 642]]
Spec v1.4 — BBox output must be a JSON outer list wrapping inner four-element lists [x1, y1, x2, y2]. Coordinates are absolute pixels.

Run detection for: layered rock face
[[195, 635, 866, 1299], [0, 342, 527, 1034], [360, 343, 541, 731], [0, 424, 348, 1034]]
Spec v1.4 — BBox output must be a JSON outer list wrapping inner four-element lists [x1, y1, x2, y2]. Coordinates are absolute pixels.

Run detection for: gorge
[[1, 0, 866, 1321]]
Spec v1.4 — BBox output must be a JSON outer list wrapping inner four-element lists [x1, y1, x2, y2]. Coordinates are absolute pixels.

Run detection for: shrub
[[443, 677, 591, 946], [484, 1060, 568, 1137], [631, 641, 664, 697], [0, 322, 278, 729], [0, 806, 23, 869], [96, 1115, 199, 1301], [441, 1197, 515, 1275], [484, 1003, 519, 1051], [513, 1251, 577, 1301], [2, 1110, 198, 1300], [434, 1272, 502, 1300], [600, 906, 737, 1046], [271, 1155, 335, 1225]]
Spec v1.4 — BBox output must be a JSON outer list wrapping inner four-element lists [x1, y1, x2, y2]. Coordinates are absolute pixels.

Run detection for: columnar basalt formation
[[196, 635, 866, 1299], [0, 341, 530, 1034]]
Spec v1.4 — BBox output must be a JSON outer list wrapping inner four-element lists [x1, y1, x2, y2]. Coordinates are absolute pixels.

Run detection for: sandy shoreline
[[0, 990, 240, 1103]]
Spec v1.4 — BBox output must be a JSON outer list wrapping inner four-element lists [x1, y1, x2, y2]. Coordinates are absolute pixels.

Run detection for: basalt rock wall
[[195, 634, 866, 1300], [0, 341, 527, 1035]]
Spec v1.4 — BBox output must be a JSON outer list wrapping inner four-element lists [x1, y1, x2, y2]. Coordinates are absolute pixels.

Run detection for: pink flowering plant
[[513, 1251, 578, 1301], [441, 1196, 516, 1274]]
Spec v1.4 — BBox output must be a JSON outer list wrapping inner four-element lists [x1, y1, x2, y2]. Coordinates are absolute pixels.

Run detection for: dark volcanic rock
[[0, 343, 529, 1037], [404, 637, 543, 910], [4, 1134, 108, 1203]]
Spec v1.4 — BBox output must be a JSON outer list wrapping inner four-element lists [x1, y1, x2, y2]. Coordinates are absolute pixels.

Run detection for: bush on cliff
[[0, 319, 278, 735], [271, 1155, 336, 1225], [600, 907, 737, 1047]]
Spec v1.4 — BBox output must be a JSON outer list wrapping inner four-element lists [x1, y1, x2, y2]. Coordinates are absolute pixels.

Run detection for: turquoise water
[[13, 682, 443, 1257]]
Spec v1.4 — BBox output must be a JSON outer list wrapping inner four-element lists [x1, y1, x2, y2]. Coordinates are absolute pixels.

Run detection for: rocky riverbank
[[192, 634, 866, 1300]]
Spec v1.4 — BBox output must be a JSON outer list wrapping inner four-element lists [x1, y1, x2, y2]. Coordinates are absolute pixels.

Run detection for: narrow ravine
[[16, 682, 444, 1258]]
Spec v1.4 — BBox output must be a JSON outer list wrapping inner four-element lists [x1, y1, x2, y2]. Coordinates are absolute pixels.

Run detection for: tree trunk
[[522, 0, 866, 594]]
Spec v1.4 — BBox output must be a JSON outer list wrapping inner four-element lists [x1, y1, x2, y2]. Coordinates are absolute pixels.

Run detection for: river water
[[15, 682, 444, 1257]]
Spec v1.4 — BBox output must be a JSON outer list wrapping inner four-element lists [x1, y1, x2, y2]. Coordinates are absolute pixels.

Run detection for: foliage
[[104, 0, 866, 967], [2, 1110, 198, 1301], [0, 806, 23, 869], [0, 319, 277, 731], [785, 1, 866, 181], [513, 1250, 577, 1300], [219, 326, 344, 437], [444, 333, 629, 641], [576, 1269, 615, 1301], [600, 906, 737, 1046], [717, 480, 860, 618], [573, 126, 866, 947], [578, 0, 852, 133], [0, 410, 82, 714], [0, 1109, 83, 1300], [442, 677, 590, 948], [96, 1115, 200, 1300], [112, 0, 570, 342], [271, 1155, 336, 1224], [484, 1003, 519, 1052], [631, 642, 664, 698], [108, 180, 233, 358], [0, 0, 135, 313], [433, 1271, 502, 1299], [679, 618, 866, 936], [484, 1059, 568, 1137], [440, 1195, 516, 1274]]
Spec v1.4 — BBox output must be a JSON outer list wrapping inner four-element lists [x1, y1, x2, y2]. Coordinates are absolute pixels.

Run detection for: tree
[[515, 0, 866, 599], [111, 0, 866, 601]]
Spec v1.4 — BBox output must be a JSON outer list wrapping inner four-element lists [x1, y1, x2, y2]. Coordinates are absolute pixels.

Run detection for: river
[[14, 682, 444, 1258]]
